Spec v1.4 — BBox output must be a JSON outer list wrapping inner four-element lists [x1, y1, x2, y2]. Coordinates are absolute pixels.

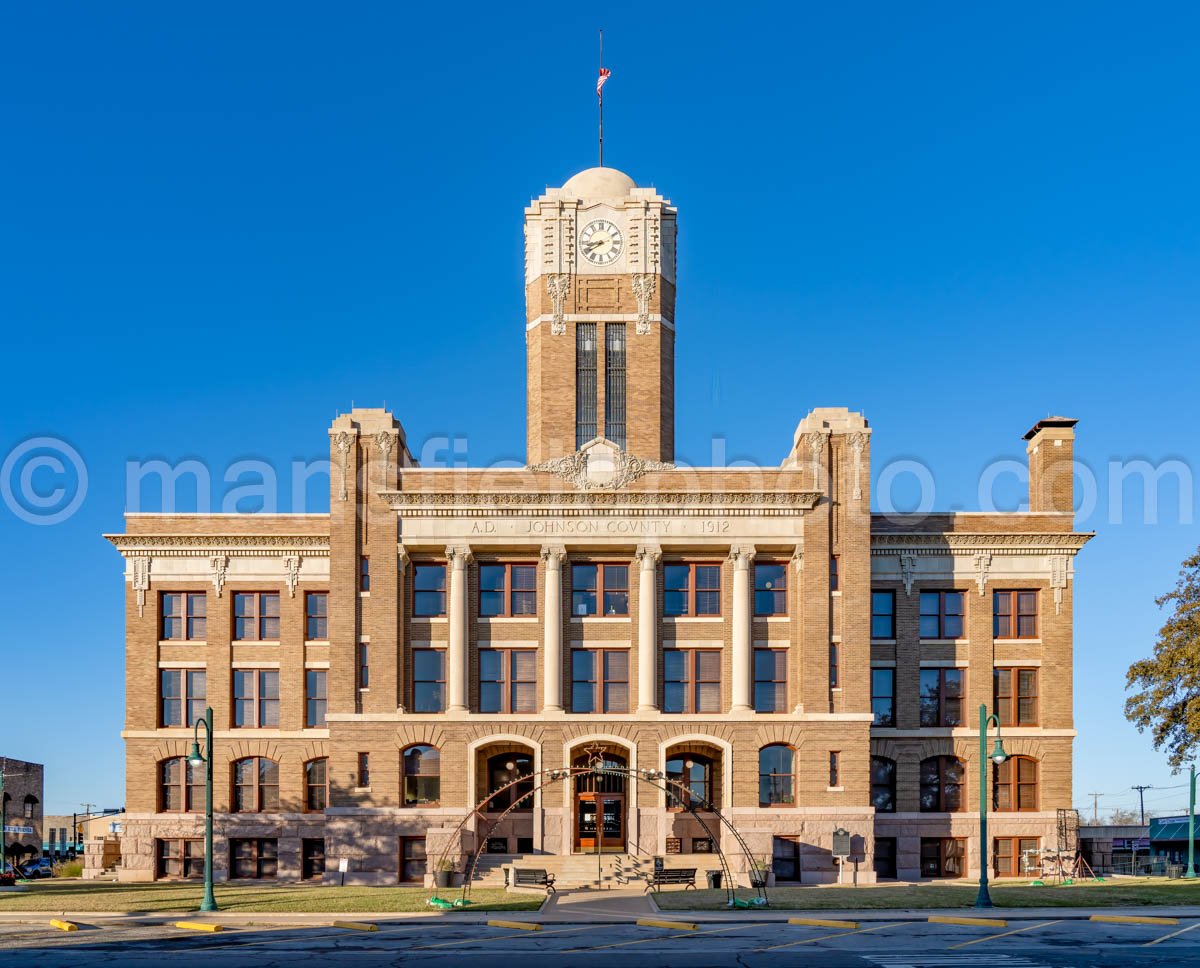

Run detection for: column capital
[[729, 545, 757, 569], [635, 544, 661, 567], [790, 547, 803, 573], [540, 544, 567, 568], [397, 545, 410, 573], [445, 545, 473, 568]]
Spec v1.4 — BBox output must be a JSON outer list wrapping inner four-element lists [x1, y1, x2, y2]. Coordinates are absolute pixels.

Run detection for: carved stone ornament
[[210, 555, 228, 597], [848, 432, 868, 501], [283, 555, 301, 597], [1050, 554, 1068, 614], [898, 553, 917, 596], [335, 432, 354, 502], [546, 273, 572, 336], [530, 438, 675, 491], [729, 545, 756, 570], [540, 544, 566, 568], [974, 552, 993, 596], [132, 556, 151, 617], [791, 549, 804, 574], [632, 273, 657, 335], [375, 430, 394, 460], [635, 543, 662, 568]]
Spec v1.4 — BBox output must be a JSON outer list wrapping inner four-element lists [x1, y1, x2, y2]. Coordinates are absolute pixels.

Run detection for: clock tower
[[524, 166, 677, 465]]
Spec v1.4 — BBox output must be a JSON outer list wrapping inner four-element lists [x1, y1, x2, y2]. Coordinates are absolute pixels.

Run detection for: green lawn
[[0, 881, 541, 914], [655, 878, 1200, 911]]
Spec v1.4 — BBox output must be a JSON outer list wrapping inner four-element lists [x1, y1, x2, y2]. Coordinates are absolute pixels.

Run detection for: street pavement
[[2, 913, 1200, 966]]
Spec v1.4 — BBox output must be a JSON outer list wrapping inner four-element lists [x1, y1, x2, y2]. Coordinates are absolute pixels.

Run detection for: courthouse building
[[107, 165, 1089, 884]]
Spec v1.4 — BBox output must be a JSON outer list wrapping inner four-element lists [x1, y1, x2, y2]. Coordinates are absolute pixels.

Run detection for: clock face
[[579, 219, 624, 266]]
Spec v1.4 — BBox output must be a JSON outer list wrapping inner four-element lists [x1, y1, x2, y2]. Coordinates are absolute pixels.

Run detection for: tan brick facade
[[105, 167, 1089, 887]]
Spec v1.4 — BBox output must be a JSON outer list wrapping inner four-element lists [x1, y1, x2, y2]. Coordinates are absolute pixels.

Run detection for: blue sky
[[1, 2, 1197, 821]]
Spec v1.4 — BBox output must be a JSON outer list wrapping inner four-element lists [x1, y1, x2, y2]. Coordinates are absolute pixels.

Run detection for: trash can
[[1168, 864, 1184, 879], [706, 869, 723, 889]]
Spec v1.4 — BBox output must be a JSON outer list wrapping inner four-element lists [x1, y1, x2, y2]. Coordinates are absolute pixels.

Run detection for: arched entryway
[[571, 749, 627, 852], [474, 741, 537, 855], [664, 740, 725, 856]]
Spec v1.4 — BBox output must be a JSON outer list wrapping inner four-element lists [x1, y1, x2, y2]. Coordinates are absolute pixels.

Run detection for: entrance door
[[575, 793, 625, 852]]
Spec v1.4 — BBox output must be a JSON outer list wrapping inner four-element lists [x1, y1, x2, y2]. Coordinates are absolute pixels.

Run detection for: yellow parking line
[[929, 915, 1007, 928], [758, 921, 902, 951], [1091, 914, 1179, 926], [634, 918, 697, 931], [411, 925, 590, 949], [789, 917, 859, 929], [1143, 921, 1200, 947], [331, 920, 378, 932], [575, 921, 763, 950], [949, 920, 1062, 949], [487, 919, 541, 931]]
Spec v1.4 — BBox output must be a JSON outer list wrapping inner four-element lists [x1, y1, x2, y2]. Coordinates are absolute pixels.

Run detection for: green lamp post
[[975, 703, 1008, 909], [187, 706, 218, 913], [1186, 764, 1196, 880]]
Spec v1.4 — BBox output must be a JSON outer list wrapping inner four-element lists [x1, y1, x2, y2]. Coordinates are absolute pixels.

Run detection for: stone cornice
[[378, 490, 823, 516], [871, 532, 1093, 555], [105, 534, 331, 557]]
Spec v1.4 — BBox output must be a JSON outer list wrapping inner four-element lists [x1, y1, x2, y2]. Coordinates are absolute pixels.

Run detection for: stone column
[[730, 545, 756, 713], [636, 544, 660, 713], [446, 545, 472, 713], [541, 545, 566, 713]]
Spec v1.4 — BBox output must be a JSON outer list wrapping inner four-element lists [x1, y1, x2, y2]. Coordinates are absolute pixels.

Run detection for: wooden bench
[[644, 868, 698, 892], [506, 867, 556, 894]]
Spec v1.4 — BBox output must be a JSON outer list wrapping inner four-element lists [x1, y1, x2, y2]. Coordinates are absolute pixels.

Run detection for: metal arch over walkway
[[431, 744, 769, 908]]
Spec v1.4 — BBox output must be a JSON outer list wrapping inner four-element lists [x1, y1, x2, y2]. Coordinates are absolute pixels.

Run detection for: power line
[[1132, 785, 1154, 824]]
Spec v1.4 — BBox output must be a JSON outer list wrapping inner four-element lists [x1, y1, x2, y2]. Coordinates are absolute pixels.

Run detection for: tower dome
[[561, 166, 636, 199]]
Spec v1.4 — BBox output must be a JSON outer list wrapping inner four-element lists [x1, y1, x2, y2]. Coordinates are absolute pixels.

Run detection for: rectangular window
[[871, 591, 896, 639], [571, 649, 629, 713], [919, 668, 965, 727], [994, 667, 1038, 726], [156, 839, 204, 880], [478, 649, 537, 714], [754, 563, 788, 616], [232, 669, 280, 728], [571, 563, 629, 616], [479, 563, 538, 617], [830, 555, 839, 592], [399, 836, 427, 883], [412, 649, 446, 713], [305, 592, 328, 640], [994, 590, 1038, 639], [919, 590, 964, 640], [874, 837, 897, 879], [233, 592, 280, 641], [302, 838, 325, 880], [230, 838, 278, 880], [576, 322, 598, 448], [994, 837, 1039, 877], [604, 323, 627, 449], [663, 649, 721, 714], [161, 592, 207, 641], [360, 556, 370, 593], [829, 643, 840, 688], [160, 670, 207, 728], [357, 643, 369, 691], [753, 650, 787, 713], [871, 668, 895, 726], [306, 670, 327, 727], [413, 564, 447, 617], [829, 751, 840, 788], [663, 563, 722, 617], [920, 837, 965, 878], [357, 752, 371, 788]]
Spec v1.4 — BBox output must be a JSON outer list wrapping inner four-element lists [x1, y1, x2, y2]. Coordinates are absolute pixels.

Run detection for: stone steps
[[464, 852, 722, 889]]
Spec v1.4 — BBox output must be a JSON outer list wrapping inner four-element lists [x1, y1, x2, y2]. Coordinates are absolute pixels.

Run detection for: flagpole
[[598, 28, 604, 168]]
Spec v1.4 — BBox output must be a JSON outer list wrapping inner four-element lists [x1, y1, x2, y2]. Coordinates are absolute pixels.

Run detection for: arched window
[[994, 756, 1038, 812], [871, 757, 896, 813], [485, 752, 534, 812], [159, 757, 204, 813], [666, 753, 714, 810], [304, 758, 328, 812], [402, 745, 441, 807], [919, 756, 965, 812], [758, 746, 795, 806], [573, 751, 627, 794], [231, 757, 280, 812], [22, 795, 38, 819]]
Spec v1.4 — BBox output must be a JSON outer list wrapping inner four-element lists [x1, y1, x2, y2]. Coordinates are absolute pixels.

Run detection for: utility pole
[[1132, 785, 1154, 825], [1088, 792, 1103, 823]]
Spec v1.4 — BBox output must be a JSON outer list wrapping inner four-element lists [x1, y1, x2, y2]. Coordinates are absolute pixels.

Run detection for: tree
[[1106, 807, 1140, 825], [1126, 549, 1200, 771]]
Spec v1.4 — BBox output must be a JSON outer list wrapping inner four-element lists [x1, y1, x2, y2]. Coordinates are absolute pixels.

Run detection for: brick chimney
[[1024, 417, 1078, 513]]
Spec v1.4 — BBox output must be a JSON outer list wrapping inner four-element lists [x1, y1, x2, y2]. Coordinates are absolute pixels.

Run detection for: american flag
[[597, 67, 611, 97]]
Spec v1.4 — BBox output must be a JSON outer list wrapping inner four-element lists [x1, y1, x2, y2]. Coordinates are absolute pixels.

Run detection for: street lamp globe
[[187, 743, 204, 767], [990, 739, 1008, 766]]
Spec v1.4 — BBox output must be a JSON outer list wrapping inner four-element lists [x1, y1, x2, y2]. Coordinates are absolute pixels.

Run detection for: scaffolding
[[1033, 809, 1101, 884]]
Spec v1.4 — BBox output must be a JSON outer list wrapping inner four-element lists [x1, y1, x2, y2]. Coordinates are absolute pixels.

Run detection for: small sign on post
[[338, 857, 349, 887], [832, 827, 851, 885]]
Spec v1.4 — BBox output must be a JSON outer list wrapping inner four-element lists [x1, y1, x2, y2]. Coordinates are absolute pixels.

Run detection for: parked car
[[21, 858, 54, 879]]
